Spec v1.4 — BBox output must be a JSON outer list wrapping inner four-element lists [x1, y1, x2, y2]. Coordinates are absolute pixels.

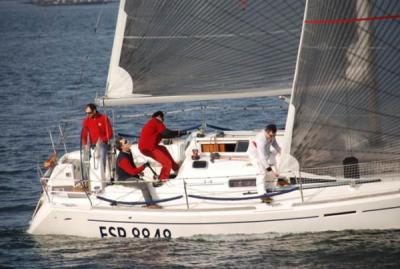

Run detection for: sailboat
[[28, 0, 400, 238]]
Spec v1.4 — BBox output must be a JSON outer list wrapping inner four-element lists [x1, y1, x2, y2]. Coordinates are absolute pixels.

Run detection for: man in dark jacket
[[138, 111, 187, 181], [115, 136, 160, 209]]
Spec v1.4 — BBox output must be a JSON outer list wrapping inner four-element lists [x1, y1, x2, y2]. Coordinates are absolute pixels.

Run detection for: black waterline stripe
[[87, 215, 318, 225], [324, 211, 356, 217], [362, 205, 400, 213]]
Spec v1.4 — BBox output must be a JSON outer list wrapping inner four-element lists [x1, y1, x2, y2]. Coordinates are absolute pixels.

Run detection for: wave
[[185, 232, 282, 243], [0, 204, 35, 213], [0, 227, 26, 238], [0, 167, 35, 176], [0, 185, 17, 192]]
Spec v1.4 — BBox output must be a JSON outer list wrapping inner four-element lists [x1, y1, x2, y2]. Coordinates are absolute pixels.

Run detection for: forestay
[[100, 0, 305, 106], [283, 0, 400, 171]]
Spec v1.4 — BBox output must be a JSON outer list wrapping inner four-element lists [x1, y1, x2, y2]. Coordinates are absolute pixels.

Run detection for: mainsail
[[283, 0, 400, 170], [99, 0, 305, 106]]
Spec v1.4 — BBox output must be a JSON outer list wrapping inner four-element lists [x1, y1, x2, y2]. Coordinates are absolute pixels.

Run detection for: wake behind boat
[[28, 0, 400, 238]]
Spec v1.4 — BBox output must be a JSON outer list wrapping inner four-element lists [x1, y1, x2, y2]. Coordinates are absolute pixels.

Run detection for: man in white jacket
[[247, 124, 281, 202]]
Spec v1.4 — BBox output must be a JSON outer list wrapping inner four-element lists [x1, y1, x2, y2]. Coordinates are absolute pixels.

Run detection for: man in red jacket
[[138, 111, 187, 181], [82, 103, 113, 173]]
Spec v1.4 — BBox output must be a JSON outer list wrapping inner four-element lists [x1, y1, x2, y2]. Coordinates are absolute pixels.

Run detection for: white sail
[[105, 0, 131, 99], [281, 0, 400, 172], [99, 0, 305, 106]]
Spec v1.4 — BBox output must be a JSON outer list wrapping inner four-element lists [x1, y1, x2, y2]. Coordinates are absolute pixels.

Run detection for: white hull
[[29, 183, 400, 238], [29, 130, 400, 238]]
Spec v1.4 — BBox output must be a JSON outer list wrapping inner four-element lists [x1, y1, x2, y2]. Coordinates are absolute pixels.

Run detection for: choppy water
[[0, 1, 399, 268]]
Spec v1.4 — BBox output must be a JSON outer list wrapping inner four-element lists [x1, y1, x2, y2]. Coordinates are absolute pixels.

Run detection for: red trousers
[[141, 145, 179, 180]]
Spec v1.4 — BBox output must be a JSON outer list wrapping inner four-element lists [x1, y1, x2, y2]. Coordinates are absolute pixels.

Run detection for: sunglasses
[[122, 139, 129, 145]]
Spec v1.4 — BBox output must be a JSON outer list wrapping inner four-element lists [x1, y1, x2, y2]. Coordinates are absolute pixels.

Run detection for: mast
[[104, 0, 132, 101], [279, 0, 309, 173]]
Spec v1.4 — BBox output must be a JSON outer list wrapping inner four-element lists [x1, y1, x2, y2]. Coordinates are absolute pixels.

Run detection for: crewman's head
[[85, 103, 97, 118], [264, 124, 277, 140], [152, 111, 164, 122], [115, 136, 131, 152]]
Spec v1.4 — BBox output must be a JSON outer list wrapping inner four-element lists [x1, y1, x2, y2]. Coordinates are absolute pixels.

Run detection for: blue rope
[[188, 187, 298, 201], [182, 123, 233, 131], [181, 124, 202, 132], [97, 187, 297, 205], [117, 133, 139, 138], [97, 195, 183, 205], [117, 124, 233, 139], [206, 124, 233, 131]]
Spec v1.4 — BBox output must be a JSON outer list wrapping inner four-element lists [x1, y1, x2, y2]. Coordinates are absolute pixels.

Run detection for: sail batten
[[102, 0, 305, 105]]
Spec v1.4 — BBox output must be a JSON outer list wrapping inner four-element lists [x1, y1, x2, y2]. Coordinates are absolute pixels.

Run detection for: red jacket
[[138, 118, 166, 151], [82, 113, 113, 145]]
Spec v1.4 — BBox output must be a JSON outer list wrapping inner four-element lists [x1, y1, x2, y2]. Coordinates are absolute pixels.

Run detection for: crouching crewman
[[115, 136, 161, 209]]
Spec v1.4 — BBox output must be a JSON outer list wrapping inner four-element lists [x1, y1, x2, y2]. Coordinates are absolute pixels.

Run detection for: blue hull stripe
[[87, 215, 319, 225], [362, 205, 400, 213]]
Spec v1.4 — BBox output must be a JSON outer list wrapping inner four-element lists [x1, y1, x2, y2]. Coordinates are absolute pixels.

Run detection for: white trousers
[[250, 152, 277, 194]]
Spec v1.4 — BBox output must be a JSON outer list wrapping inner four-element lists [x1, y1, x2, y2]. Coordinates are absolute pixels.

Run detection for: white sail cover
[[283, 0, 400, 170], [100, 0, 305, 106]]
